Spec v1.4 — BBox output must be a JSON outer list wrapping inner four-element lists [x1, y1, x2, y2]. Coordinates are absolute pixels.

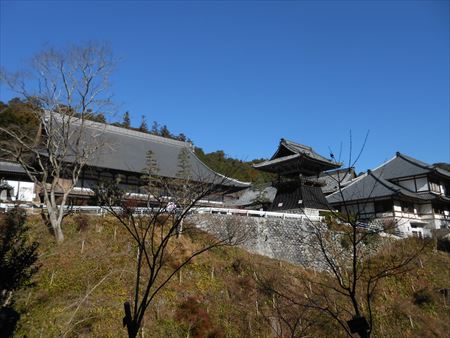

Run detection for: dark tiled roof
[[280, 139, 339, 166], [326, 150, 450, 205], [254, 138, 341, 172], [372, 152, 450, 180], [0, 161, 26, 174], [51, 116, 250, 188], [326, 170, 430, 204]]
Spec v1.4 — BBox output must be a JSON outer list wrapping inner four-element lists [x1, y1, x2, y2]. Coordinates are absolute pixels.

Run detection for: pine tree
[[175, 147, 193, 207], [177, 133, 187, 142], [141, 150, 160, 194], [151, 121, 160, 135], [176, 147, 191, 181], [160, 125, 171, 138], [138, 115, 149, 133], [122, 111, 131, 129]]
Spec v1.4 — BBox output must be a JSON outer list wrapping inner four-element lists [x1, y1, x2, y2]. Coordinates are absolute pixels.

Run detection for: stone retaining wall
[[187, 213, 327, 269]]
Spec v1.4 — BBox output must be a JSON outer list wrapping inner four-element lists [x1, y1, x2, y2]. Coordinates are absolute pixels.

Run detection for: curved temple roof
[[52, 114, 251, 189], [254, 138, 341, 175]]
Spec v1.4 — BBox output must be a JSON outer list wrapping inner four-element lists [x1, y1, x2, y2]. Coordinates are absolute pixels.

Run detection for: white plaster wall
[[396, 218, 411, 236], [5, 180, 35, 202], [303, 208, 319, 217]]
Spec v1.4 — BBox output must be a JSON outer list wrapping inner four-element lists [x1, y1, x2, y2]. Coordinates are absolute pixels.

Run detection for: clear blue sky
[[1, 0, 449, 172]]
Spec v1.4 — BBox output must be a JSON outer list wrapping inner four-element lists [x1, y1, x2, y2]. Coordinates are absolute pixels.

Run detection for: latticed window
[[429, 180, 441, 193]]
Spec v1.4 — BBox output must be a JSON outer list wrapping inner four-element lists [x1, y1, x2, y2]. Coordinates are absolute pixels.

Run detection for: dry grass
[[12, 214, 450, 337]]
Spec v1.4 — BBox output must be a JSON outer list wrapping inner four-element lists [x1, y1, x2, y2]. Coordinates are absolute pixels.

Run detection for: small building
[[326, 152, 450, 237], [253, 138, 341, 217]]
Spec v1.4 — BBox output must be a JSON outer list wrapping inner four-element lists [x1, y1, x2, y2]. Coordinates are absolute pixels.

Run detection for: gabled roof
[[327, 152, 450, 205], [318, 167, 357, 194], [254, 138, 341, 174], [49, 115, 251, 188], [372, 152, 450, 180], [326, 170, 430, 204]]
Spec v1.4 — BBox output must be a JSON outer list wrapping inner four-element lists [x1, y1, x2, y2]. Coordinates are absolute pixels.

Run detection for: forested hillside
[[194, 148, 273, 183]]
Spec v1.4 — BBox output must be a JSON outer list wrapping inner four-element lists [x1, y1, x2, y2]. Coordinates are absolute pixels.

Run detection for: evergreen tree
[[141, 150, 160, 192], [151, 121, 160, 135], [0, 206, 39, 337], [176, 147, 191, 181], [175, 147, 192, 208], [0, 206, 39, 306], [0, 99, 40, 142], [160, 125, 171, 138], [177, 133, 187, 142], [138, 115, 149, 133], [122, 111, 131, 129]]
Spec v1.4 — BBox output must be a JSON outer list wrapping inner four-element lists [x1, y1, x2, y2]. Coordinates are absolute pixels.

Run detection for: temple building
[[253, 138, 341, 215], [326, 153, 450, 237], [0, 118, 250, 205]]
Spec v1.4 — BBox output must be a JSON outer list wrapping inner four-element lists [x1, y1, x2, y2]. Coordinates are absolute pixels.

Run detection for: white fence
[[191, 207, 324, 221], [0, 203, 323, 222]]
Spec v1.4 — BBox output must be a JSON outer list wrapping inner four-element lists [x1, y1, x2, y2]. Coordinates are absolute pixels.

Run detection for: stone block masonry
[[187, 213, 329, 269]]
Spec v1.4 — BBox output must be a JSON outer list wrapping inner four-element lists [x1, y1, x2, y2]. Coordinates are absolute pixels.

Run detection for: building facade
[[326, 153, 450, 237], [0, 119, 249, 205]]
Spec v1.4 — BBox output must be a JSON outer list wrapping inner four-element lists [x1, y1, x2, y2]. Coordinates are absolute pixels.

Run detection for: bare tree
[[95, 149, 246, 338], [258, 276, 323, 338], [292, 218, 426, 337], [0, 43, 115, 243], [259, 134, 427, 337], [301, 135, 428, 337]]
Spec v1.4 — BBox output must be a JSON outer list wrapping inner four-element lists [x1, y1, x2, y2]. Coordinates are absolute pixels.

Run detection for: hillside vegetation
[[8, 214, 450, 338]]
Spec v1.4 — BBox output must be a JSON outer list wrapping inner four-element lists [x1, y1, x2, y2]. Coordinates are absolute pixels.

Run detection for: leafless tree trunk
[[95, 150, 246, 338], [258, 133, 427, 337], [0, 43, 115, 243]]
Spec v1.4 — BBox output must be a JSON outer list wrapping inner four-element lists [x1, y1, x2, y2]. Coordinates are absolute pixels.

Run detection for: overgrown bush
[[176, 296, 222, 338], [74, 214, 90, 232], [231, 258, 244, 274], [0, 206, 39, 337], [413, 288, 434, 307]]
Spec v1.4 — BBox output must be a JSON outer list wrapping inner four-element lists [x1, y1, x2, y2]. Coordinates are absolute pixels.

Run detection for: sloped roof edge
[[46, 113, 251, 188], [397, 152, 450, 178]]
